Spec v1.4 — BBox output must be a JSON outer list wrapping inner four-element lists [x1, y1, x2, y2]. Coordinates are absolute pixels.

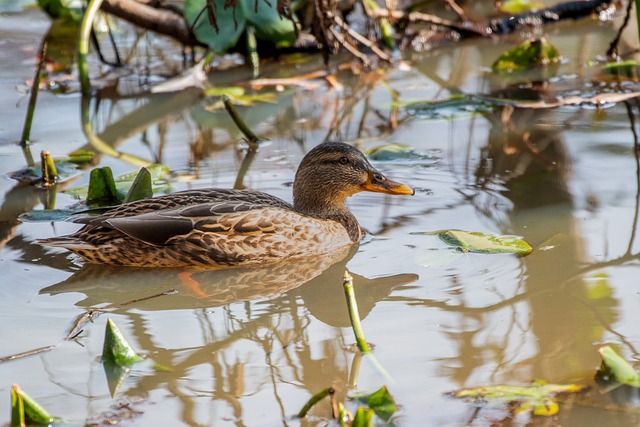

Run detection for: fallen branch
[[488, 0, 614, 35], [369, 9, 490, 38], [100, 0, 204, 47]]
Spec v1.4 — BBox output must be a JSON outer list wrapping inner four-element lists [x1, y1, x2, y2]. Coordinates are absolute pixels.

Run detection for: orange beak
[[361, 170, 415, 196]]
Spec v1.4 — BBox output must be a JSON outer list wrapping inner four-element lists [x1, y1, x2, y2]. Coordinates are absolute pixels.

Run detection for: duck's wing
[[76, 189, 292, 222], [96, 199, 294, 247]]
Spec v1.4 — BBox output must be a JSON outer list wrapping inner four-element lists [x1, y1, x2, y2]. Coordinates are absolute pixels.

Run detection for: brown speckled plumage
[[41, 142, 414, 268]]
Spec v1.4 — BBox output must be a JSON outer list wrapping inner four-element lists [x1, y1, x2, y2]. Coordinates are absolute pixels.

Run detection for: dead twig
[[0, 346, 56, 363], [370, 9, 490, 38], [334, 15, 391, 62], [445, 0, 469, 21], [329, 27, 371, 66]]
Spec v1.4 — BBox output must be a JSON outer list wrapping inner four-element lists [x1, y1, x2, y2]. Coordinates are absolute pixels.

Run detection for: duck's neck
[[293, 197, 363, 242]]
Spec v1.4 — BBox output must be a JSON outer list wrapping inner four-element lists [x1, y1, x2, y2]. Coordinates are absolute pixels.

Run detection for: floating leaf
[[597, 346, 640, 387], [11, 384, 61, 426], [352, 386, 398, 422], [492, 37, 561, 72], [87, 167, 121, 205], [10, 156, 84, 183], [435, 230, 532, 255], [351, 407, 374, 427], [64, 164, 170, 201], [102, 318, 142, 367], [451, 381, 586, 417], [499, 0, 543, 14], [601, 60, 640, 78], [123, 167, 153, 204], [68, 149, 94, 164], [19, 209, 87, 222]]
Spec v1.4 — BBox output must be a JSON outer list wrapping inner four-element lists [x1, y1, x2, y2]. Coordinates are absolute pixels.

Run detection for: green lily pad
[[352, 386, 398, 422], [492, 37, 561, 73], [184, 0, 296, 53], [436, 230, 532, 255], [451, 381, 586, 417], [597, 346, 640, 387], [11, 384, 61, 426], [10, 156, 84, 183]]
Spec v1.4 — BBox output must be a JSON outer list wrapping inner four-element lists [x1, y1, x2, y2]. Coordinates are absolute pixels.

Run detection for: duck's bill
[[362, 173, 415, 195]]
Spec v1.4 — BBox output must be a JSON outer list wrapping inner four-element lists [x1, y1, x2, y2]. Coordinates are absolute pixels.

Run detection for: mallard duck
[[41, 142, 414, 268]]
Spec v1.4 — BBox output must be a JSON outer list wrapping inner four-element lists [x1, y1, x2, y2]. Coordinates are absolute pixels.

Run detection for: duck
[[41, 142, 414, 268]]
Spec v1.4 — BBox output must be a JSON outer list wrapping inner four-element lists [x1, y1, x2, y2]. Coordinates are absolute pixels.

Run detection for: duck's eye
[[338, 156, 350, 165]]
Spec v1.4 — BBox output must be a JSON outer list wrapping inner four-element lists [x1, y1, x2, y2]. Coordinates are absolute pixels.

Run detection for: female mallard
[[42, 142, 414, 267]]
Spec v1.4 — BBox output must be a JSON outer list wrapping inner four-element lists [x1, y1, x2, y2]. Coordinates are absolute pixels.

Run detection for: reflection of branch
[[81, 95, 152, 167], [625, 101, 640, 255], [606, 0, 633, 59]]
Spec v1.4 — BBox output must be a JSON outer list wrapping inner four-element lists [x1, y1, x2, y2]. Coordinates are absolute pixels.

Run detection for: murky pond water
[[3, 4, 640, 426]]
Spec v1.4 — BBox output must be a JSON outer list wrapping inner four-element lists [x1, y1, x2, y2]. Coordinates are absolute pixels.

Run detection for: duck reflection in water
[[41, 244, 418, 327]]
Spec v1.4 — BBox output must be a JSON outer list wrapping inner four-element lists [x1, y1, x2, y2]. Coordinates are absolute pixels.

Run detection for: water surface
[[2, 6, 640, 426]]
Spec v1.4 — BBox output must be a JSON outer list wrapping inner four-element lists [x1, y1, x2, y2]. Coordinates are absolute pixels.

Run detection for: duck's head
[[293, 142, 414, 216]]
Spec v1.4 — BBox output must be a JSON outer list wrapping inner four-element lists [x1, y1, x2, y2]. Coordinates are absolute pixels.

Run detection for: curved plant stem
[[81, 96, 151, 167], [246, 25, 260, 79], [20, 39, 48, 167], [297, 387, 335, 418], [78, 0, 105, 95], [222, 95, 261, 143], [343, 271, 393, 383], [343, 271, 371, 353]]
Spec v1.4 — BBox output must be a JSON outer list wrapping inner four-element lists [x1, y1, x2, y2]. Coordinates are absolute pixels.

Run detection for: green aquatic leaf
[[19, 209, 86, 222], [601, 60, 640, 78], [185, 0, 246, 52], [451, 381, 586, 417], [243, 0, 296, 47], [492, 37, 561, 72], [68, 149, 95, 164], [184, 0, 295, 52], [351, 407, 374, 427], [10, 157, 84, 183], [11, 384, 61, 426], [123, 167, 153, 204], [499, 0, 543, 14], [64, 164, 170, 201], [37, 0, 82, 19], [436, 230, 533, 255], [366, 143, 417, 161], [352, 386, 397, 422], [87, 167, 121, 205], [598, 346, 640, 387], [102, 318, 142, 367]]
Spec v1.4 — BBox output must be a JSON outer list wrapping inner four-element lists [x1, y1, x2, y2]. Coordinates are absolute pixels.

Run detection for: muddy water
[[2, 6, 640, 427]]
